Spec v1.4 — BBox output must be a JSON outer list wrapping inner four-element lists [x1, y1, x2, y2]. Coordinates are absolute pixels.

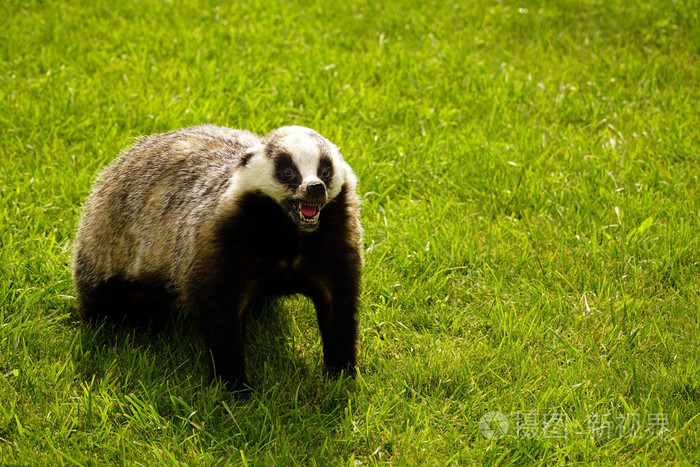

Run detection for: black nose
[[305, 181, 326, 199]]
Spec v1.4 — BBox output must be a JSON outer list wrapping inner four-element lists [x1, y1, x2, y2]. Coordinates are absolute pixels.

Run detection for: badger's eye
[[320, 167, 331, 179], [280, 167, 295, 180]]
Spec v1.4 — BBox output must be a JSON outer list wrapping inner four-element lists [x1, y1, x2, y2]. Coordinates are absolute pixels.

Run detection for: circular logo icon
[[479, 411, 509, 440]]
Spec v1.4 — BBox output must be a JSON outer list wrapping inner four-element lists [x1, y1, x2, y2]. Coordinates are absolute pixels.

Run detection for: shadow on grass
[[74, 309, 204, 394], [73, 298, 354, 416]]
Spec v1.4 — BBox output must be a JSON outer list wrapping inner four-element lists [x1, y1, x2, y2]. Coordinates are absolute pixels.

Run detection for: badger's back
[[73, 125, 260, 291]]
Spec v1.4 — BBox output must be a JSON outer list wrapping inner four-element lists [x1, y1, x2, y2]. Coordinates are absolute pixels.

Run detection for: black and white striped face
[[236, 126, 355, 232]]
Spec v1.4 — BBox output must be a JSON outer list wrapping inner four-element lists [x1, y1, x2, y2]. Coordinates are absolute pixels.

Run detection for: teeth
[[293, 201, 321, 222]]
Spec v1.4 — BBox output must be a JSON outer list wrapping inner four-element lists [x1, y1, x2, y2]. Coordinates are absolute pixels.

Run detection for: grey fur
[[74, 125, 259, 297]]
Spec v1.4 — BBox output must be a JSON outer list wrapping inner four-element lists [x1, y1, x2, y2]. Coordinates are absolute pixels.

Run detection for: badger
[[73, 124, 362, 394]]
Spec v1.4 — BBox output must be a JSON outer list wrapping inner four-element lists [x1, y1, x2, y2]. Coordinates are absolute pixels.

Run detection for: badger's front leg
[[189, 287, 252, 395], [311, 280, 360, 377]]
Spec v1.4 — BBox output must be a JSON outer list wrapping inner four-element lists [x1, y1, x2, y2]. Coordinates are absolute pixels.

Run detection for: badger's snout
[[286, 179, 328, 231], [304, 180, 327, 201]]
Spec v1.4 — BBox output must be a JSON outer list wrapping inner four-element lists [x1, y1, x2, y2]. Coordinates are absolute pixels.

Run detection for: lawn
[[1, 0, 699, 464]]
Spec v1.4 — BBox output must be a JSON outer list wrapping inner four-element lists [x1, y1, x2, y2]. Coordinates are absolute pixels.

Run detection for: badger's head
[[236, 126, 356, 232]]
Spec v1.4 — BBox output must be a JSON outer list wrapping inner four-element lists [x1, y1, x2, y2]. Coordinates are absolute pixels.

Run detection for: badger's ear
[[240, 143, 264, 167]]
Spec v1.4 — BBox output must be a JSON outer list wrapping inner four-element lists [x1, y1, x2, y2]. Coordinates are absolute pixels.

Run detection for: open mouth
[[290, 200, 323, 229]]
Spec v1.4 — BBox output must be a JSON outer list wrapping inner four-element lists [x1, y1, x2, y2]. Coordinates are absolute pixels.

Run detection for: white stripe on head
[[275, 132, 321, 180]]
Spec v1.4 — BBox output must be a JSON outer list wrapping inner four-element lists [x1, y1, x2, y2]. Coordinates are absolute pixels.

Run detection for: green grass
[[1, 0, 699, 464]]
